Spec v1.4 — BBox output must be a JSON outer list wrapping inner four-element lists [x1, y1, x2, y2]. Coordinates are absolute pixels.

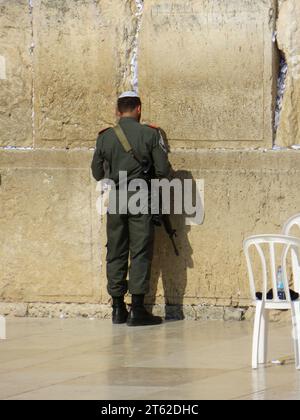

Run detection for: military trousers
[[106, 211, 154, 297]]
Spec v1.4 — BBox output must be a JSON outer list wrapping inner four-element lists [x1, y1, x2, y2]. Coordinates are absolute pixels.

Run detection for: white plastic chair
[[283, 214, 300, 236], [244, 234, 300, 370], [283, 214, 300, 293]]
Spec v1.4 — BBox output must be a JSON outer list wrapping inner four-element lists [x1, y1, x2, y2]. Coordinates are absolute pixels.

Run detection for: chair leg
[[252, 301, 264, 369], [291, 302, 300, 370], [258, 309, 269, 365]]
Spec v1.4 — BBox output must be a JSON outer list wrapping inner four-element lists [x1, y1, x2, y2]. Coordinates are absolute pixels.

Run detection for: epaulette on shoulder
[[144, 123, 160, 130], [98, 127, 112, 136]]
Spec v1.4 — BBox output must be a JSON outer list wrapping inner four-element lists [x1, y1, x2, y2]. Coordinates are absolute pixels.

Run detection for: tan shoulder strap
[[113, 124, 132, 153], [113, 124, 144, 166]]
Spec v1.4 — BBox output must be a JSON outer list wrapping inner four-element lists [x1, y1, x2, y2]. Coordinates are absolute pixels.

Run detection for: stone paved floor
[[0, 318, 299, 400]]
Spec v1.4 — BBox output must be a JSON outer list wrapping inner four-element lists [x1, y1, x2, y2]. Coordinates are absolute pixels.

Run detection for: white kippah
[[118, 91, 139, 99]]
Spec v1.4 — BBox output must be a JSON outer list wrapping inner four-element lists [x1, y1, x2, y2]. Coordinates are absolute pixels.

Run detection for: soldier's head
[[117, 91, 142, 121]]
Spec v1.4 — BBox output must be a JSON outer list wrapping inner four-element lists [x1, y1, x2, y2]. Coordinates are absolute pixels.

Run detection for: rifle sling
[[113, 124, 143, 166]]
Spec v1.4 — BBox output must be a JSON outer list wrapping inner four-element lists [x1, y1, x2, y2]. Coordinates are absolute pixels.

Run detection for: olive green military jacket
[[91, 117, 172, 184]]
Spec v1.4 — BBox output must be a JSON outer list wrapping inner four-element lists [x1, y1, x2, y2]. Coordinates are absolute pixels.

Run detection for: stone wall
[[1, 0, 300, 319], [139, 0, 277, 149], [276, 0, 300, 146], [0, 0, 32, 147]]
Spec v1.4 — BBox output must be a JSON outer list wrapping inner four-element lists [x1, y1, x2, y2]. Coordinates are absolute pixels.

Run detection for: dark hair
[[117, 97, 141, 113]]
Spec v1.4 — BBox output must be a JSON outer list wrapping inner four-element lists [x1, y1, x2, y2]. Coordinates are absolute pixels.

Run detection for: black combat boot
[[127, 295, 163, 327], [112, 297, 128, 324]]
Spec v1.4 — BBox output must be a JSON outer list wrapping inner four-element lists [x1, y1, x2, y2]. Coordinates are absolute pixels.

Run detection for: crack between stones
[[28, 0, 36, 148], [274, 47, 288, 141], [130, 0, 144, 93]]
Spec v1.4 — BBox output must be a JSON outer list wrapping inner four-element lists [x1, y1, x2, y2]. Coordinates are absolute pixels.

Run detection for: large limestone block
[[145, 150, 300, 307], [33, 0, 137, 148], [139, 0, 277, 149], [0, 150, 103, 303], [0, 0, 33, 147], [276, 0, 300, 147], [2, 149, 300, 307]]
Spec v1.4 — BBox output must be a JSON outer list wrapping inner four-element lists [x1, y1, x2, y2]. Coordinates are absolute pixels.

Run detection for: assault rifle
[[153, 213, 179, 257]]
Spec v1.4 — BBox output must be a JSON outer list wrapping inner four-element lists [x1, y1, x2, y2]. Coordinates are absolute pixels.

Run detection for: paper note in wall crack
[[0, 56, 6, 80], [0, 316, 6, 340]]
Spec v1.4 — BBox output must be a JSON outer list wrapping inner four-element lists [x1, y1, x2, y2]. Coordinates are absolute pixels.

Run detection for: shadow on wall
[[146, 128, 204, 320]]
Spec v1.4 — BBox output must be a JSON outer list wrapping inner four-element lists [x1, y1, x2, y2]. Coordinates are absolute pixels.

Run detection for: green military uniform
[[91, 116, 171, 298]]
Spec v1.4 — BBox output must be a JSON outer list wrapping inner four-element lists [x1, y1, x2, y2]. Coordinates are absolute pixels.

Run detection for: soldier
[[91, 91, 172, 326]]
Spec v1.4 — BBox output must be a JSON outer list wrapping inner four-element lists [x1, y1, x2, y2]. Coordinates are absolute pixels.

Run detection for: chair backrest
[[243, 234, 300, 302], [283, 214, 300, 236], [283, 214, 300, 293]]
